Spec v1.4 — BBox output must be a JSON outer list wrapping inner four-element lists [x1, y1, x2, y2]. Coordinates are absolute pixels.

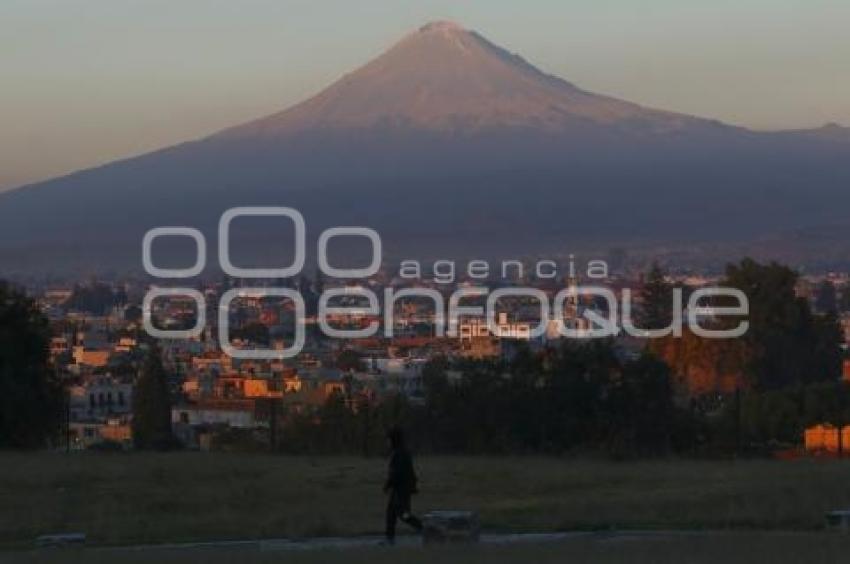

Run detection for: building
[[804, 423, 850, 453], [172, 399, 258, 429], [69, 419, 132, 450], [72, 346, 110, 368], [68, 377, 132, 421]]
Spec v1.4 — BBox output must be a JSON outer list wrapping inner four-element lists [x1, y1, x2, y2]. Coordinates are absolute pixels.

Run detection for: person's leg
[[397, 493, 423, 531], [385, 492, 398, 543], [400, 512, 422, 531]]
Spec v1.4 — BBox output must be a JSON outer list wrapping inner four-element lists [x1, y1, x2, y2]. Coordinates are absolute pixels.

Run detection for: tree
[[650, 327, 747, 397], [0, 282, 62, 448], [639, 262, 674, 330], [839, 285, 850, 313], [132, 345, 174, 449], [723, 259, 842, 390], [604, 352, 675, 457], [124, 304, 142, 323], [336, 349, 365, 372], [232, 322, 270, 346], [66, 281, 118, 316], [815, 280, 837, 314]]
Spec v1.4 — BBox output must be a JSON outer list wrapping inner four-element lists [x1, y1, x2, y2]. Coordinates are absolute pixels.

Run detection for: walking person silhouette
[[383, 426, 422, 544]]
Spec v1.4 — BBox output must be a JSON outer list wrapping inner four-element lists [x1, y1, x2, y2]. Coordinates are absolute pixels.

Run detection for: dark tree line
[[0, 282, 62, 448], [414, 343, 684, 456], [648, 259, 846, 451], [639, 262, 675, 330], [282, 258, 847, 457], [724, 259, 842, 391], [132, 344, 176, 450], [66, 281, 125, 316], [278, 341, 689, 458]]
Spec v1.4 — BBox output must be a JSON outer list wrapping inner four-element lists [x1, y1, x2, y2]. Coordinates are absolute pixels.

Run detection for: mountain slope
[[0, 21, 849, 275], [219, 21, 729, 138]]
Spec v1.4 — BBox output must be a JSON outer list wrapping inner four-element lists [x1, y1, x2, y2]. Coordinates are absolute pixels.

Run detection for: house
[[804, 423, 850, 453], [68, 377, 132, 421], [69, 418, 132, 449], [50, 336, 70, 356], [172, 399, 258, 429], [72, 346, 111, 368]]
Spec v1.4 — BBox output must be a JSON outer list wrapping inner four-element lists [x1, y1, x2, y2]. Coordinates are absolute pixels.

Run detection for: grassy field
[[7, 533, 850, 564], [3, 453, 850, 548]]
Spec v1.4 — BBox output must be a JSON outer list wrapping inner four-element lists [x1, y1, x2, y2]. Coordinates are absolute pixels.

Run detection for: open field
[[3, 454, 850, 548], [6, 532, 850, 564]]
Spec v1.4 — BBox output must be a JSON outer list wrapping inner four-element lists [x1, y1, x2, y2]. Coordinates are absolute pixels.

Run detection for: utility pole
[[734, 387, 742, 456], [268, 399, 278, 452], [65, 385, 71, 453]]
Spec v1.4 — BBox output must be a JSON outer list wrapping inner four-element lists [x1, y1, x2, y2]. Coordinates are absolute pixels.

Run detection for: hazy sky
[[2, 0, 848, 191]]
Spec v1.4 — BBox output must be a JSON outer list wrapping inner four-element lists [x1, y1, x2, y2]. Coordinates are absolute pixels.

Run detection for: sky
[[1, 0, 848, 191]]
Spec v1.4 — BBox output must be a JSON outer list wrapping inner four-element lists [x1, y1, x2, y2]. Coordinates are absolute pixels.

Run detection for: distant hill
[[2, 21, 849, 275]]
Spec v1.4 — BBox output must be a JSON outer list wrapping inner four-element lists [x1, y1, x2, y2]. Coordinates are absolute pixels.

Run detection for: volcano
[[1, 21, 849, 275], [220, 21, 723, 137]]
